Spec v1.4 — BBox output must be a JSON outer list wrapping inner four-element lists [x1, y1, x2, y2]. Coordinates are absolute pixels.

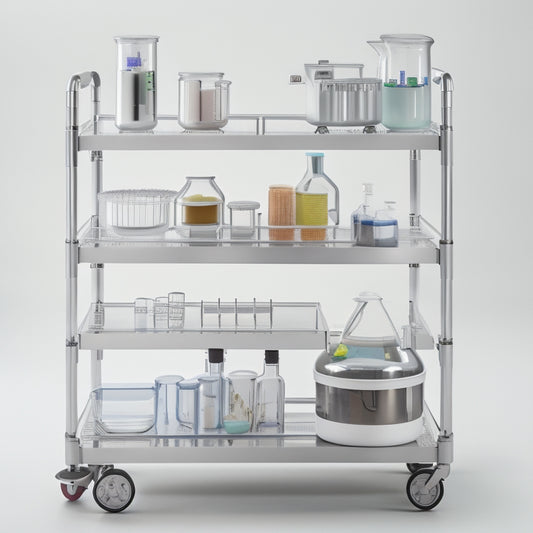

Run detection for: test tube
[[168, 292, 185, 329], [154, 296, 169, 329], [134, 297, 154, 330]]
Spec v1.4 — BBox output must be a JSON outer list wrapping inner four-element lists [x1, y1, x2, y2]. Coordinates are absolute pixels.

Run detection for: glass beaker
[[134, 297, 154, 330], [178, 72, 231, 130], [224, 370, 257, 434], [168, 292, 185, 329], [295, 152, 339, 241], [374, 34, 434, 131], [154, 296, 169, 329], [175, 176, 225, 237], [114, 36, 159, 131], [228, 201, 260, 238], [155, 375, 184, 434], [177, 378, 200, 433]]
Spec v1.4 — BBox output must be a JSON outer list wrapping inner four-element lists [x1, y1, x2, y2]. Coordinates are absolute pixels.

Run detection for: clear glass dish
[[98, 189, 177, 236]]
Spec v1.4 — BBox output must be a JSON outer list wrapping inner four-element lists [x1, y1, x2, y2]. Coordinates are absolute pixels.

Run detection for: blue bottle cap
[[305, 152, 324, 157], [127, 56, 142, 68]]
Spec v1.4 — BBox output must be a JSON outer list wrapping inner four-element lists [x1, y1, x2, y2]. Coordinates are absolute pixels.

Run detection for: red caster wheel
[[61, 483, 87, 501]]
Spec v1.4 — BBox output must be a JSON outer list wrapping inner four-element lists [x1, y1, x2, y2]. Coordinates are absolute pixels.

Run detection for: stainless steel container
[[292, 61, 382, 127], [314, 345, 425, 446]]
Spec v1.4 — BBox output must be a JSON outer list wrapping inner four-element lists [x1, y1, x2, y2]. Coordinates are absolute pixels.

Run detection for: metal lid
[[227, 201, 260, 211], [179, 72, 224, 78], [314, 345, 424, 380], [114, 35, 160, 42]]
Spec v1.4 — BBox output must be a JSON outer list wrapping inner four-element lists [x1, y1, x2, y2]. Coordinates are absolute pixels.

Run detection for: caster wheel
[[61, 483, 86, 501], [407, 463, 433, 474], [406, 468, 444, 511], [93, 468, 135, 513]]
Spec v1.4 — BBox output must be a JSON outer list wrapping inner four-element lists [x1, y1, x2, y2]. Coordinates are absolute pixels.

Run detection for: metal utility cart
[[56, 69, 454, 512]]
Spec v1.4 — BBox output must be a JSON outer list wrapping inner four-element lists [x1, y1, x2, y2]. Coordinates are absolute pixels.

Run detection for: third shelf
[[79, 301, 329, 350]]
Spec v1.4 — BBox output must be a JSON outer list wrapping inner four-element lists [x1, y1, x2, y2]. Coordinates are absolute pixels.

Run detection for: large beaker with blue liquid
[[370, 34, 434, 131]]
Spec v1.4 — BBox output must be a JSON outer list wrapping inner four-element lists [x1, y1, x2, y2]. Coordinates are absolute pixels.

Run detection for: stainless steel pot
[[291, 60, 382, 127], [314, 345, 425, 446]]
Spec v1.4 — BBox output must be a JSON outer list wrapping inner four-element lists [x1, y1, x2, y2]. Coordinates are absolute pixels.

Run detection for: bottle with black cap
[[254, 350, 285, 433], [198, 348, 227, 430]]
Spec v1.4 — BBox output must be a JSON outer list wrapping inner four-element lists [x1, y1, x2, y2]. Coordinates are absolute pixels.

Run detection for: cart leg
[[90, 150, 104, 389], [438, 73, 454, 465], [408, 149, 421, 349]]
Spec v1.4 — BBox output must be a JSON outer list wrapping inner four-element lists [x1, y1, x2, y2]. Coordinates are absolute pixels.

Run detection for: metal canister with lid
[[291, 60, 382, 128]]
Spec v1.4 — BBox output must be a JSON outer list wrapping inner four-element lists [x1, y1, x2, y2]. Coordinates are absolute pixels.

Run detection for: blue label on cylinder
[[400, 70, 406, 86], [127, 56, 142, 68]]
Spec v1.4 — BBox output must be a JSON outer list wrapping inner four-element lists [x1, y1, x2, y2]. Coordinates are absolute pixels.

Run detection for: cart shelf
[[76, 401, 439, 464], [79, 301, 329, 350], [78, 115, 441, 152], [78, 218, 439, 265]]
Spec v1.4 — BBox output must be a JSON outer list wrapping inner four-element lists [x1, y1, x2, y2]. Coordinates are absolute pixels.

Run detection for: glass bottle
[[198, 348, 228, 430], [254, 350, 285, 433], [351, 182, 376, 245], [295, 153, 339, 241], [374, 201, 399, 247]]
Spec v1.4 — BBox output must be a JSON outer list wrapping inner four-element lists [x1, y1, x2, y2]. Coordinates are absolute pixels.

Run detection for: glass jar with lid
[[175, 176, 225, 237], [228, 201, 260, 238], [178, 72, 231, 131]]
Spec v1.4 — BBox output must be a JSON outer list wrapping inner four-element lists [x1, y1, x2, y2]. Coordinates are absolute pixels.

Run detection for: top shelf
[[78, 115, 441, 152]]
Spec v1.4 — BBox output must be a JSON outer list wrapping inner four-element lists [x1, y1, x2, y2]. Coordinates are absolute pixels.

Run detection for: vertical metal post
[[438, 73, 454, 457], [90, 151, 104, 390], [66, 78, 80, 444], [408, 150, 421, 348], [65, 72, 100, 467]]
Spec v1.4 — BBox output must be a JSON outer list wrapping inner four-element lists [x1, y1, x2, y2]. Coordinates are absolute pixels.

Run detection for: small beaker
[[224, 370, 257, 434], [177, 379, 200, 433], [154, 296, 169, 329], [168, 292, 185, 328], [155, 375, 184, 434], [134, 298, 154, 330]]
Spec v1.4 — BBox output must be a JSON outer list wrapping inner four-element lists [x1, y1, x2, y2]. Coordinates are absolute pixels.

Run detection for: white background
[[1, 0, 532, 530]]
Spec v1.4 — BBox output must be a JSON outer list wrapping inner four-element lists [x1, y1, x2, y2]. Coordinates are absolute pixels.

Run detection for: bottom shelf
[[76, 401, 439, 464]]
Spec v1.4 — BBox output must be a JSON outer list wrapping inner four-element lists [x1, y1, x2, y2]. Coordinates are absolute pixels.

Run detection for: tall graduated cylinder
[[371, 34, 434, 131], [114, 36, 159, 131]]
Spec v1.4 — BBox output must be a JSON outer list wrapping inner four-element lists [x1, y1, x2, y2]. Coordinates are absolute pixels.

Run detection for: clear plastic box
[[92, 384, 155, 434]]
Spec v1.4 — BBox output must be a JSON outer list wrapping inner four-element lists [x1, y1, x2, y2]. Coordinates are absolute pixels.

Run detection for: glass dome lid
[[314, 292, 424, 380]]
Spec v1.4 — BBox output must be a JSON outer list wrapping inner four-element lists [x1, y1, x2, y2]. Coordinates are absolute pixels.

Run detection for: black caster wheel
[[407, 462, 433, 474], [93, 468, 135, 513], [60, 483, 86, 501], [406, 468, 444, 511]]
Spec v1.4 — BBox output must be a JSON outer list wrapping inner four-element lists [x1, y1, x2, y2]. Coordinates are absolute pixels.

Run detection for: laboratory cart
[[56, 69, 454, 512]]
